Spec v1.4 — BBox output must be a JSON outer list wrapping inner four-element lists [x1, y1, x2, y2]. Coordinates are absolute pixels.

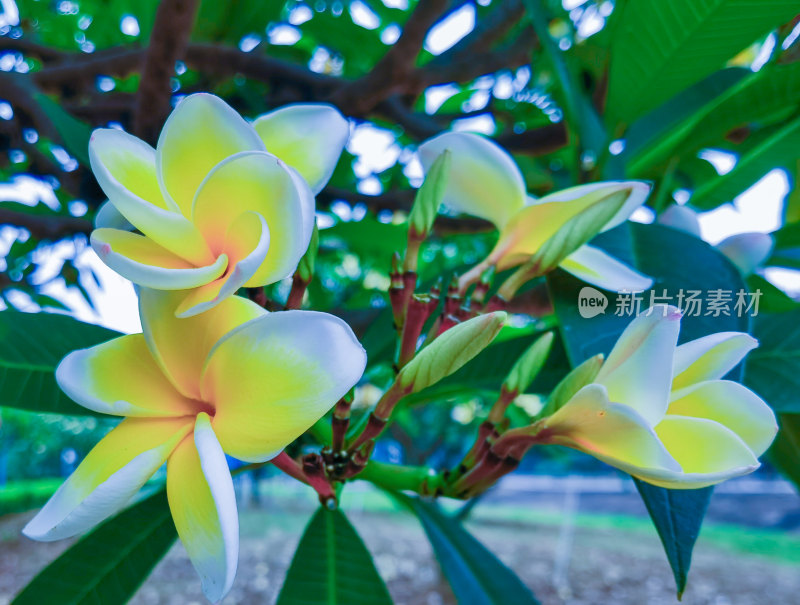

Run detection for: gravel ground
[[2, 487, 798, 605]]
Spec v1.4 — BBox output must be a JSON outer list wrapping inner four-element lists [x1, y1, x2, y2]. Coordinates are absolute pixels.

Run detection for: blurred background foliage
[[2, 0, 800, 601]]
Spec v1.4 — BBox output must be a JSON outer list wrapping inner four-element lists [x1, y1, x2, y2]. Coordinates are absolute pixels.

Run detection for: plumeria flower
[[89, 93, 349, 317], [538, 305, 777, 489], [23, 288, 366, 602], [418, 131, 653, 293]]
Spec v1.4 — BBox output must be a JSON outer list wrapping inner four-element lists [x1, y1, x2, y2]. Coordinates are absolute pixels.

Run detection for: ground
[[1, 477, 799, 604]]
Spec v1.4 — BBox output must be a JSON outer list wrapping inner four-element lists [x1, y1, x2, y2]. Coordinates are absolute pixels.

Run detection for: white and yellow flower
[[23, 289, 366, 602], [538, 305, 777, 488], [89, 93, 349, 317], [418, 131, 653, 292]]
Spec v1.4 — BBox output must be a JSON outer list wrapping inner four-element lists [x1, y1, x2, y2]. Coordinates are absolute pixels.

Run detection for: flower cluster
[[24, 95, 777, 602], [24, 95, 365, 602]]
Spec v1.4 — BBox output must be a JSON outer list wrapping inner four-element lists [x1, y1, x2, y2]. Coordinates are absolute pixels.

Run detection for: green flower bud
[[538, 353, 604, 419], [408, 149, 451, 238], [503, 331, 555, 395], [524, 188, 633, 276], [399, 311, 506, 392]]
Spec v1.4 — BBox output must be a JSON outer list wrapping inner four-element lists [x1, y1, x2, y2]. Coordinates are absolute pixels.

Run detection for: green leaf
[[548, 222, 749, 596], [690, 116, 800, 209], [768, 413, 800, 491], [745, 309, 800, 413], [633, 480, 712, 598], [393, 492, 539, 605], [687, 61, 800, 150], [276, 507, 393, 605], [0, 311, 119, 416], [13, 490, 176, 605], [622, 67, 750, 172], [606, 0, 800, 125], [769, 220, 800, 269], [32, 92, 93, 167]]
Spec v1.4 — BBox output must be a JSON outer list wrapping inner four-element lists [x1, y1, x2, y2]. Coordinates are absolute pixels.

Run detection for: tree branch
[[426, 0, 527, 66], [329, 0, 450, 114], [0, 207, 91, 239], [133, 0, 200, 143]]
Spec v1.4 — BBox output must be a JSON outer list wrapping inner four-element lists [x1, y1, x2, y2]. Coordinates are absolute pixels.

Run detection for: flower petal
[[192, 151, 313, 286], [650, 415, 760, 488], [536, 181, 650, 232], [543, 384, 681, 477], [559, 245, 653, 292], [202, 311, 367, 462], [176, 212, 271, 318], [716, 232, 773, 275], [56, 334, 200, 417], [91, 228, 227, 290], [23, 417, 192, 541], [672, 331, 758, 390], [94, 200, 133, 231], [491, 182, 647, 270], [253, 104, 349, 195], [138, 288, 266, 399], [90, 129, 212, 264], [657, 204, 702, 238], [167, 414, 238, 603], [668, 380, 777, 456], [595, 305, 682, 426], [417, 131, 526, 229], [157, 93, 264, 216]]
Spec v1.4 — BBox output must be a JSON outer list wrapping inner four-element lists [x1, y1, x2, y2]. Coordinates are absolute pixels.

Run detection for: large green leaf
[[606, 0, 800, 125], [686, 61, 800, 148], [633, 480, 712, 598], [621, 67, 750, 175], [0, 311, 119, 416], [768, 413, 800, 492], [745, 309, 800, 413], [769, 221, 800, 270], [628, 62, 800, 176], [548, 222, 748, 596], [13, 490, 176, 605], [276, 507, 393, 605], [690, 116, 800, 209], [393, 493, 539, 605]]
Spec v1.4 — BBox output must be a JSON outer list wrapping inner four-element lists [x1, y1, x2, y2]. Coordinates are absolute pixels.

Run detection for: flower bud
[[503, 331, 555, 395], [716, 232, 773, 275], [522, 188, 632, 276], [409, 149, 451, 239], [538, 353, 604, 418], [399, 312, 507, 392]]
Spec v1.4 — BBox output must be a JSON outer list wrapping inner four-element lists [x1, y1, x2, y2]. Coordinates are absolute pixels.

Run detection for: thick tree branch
[[0, 207, 91, 239], [427, 0, 527, 65], [133, 0, 200, 143], [329, 0, 449, 114], [413, 26, 535, 90]]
